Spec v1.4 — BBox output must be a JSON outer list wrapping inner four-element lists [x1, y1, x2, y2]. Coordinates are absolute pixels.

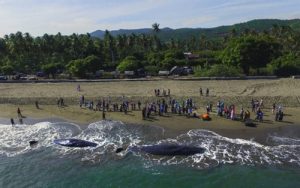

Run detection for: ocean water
[[0, 120, 299, 188]]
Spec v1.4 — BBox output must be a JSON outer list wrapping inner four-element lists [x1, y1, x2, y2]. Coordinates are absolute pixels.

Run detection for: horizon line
[[1, 17, 299, 37]]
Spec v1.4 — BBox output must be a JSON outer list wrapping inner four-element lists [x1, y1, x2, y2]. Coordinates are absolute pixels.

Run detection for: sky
[[0, 0, 300, 36]]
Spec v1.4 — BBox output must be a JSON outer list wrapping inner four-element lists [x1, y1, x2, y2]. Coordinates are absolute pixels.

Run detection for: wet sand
[[0, 104, 299, 145]]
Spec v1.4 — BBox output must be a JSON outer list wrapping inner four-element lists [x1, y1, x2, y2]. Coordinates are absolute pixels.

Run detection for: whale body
[[138, 144, 205, 156], [53, 139, 97, 148], [117, 143, 205, 156]]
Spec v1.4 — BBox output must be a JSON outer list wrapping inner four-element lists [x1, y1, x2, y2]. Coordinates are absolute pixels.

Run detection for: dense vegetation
[[0, 19, 300, 78]]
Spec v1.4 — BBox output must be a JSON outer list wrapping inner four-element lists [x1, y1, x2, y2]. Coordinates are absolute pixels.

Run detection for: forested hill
[[90, 19, 300, 41]]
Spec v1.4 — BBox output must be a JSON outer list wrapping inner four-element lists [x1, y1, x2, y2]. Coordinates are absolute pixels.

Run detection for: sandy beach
[[0, 78, 299, 144], [0, 78, 300, 106]]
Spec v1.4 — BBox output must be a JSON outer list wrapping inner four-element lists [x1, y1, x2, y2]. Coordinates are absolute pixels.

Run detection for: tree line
[[0, 23, 299, 78]]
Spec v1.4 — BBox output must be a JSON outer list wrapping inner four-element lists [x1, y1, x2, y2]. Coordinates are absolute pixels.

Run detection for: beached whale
[[53, 139, 97, 148], [117, 143, 205, 156]]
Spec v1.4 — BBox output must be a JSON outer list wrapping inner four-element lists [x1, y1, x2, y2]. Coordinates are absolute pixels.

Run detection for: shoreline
[[1, 104, 299, 145], [1, 79, 299, 145]]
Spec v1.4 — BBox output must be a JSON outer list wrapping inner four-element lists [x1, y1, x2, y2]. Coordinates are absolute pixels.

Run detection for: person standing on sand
[[57, 98, 61, 107], [158, 101, 162, 116], [80, 95, 84, 107], [259, 99, 264, 109], [164, 103, 168, 113], [220, 100, 224, 116], [272, 103, 276, 114], [131, 103, 134, 111], [10, 118, 15, 126], [277, 105, 283, 114], [102, 100, 106, 119], [200, 88, 203, 96], [240, 107, 244, 121], [142, 106, 146, 119], [35, 101, 39, 109], [256, 108, 263, 122], [230, 107, 235, 120], [206, 88, 209, 97], [124, 102, 128, 114], [206, 104, 210, 114], [17, 107, 22, 118], [60, 98, 64, 106], [251, 99, 255, 112], [217, 101, 221, 116]]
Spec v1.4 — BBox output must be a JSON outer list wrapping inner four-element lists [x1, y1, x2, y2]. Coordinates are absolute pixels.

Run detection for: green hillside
[[156, 19, 300, 41], [90, 19, 300, 41]]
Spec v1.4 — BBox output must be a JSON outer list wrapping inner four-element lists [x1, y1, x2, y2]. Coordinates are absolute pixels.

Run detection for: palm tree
[[152, 23, 160, 34], [104, 30, 115, 64]]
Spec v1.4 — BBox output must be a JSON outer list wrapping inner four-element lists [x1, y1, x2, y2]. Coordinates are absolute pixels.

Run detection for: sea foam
[[0, 121, 299, 169]]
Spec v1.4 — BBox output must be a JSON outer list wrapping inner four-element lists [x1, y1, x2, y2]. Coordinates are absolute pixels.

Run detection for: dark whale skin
[[131, 144, 205, 156], [54, 139, 97, 148]]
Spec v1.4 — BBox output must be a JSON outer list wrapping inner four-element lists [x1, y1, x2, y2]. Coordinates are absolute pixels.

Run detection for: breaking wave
[[0, 120, 299, 169]]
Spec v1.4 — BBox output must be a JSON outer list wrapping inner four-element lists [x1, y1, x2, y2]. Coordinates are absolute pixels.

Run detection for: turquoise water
[[0, 121, 299, 188], [1, 153, 299, 188]]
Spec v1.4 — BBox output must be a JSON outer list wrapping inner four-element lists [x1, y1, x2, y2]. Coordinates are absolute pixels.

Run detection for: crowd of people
[[73, 87, 285, 123], [215, 101, 251, 121], [11, 85, 286, 126], [142, 98, 197, 119], [78, 95, 143, 115]]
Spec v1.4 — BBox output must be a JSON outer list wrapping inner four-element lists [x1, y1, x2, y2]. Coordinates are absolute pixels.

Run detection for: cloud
[[0, 0, 299, 36], [0, 0, 174, 35]]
